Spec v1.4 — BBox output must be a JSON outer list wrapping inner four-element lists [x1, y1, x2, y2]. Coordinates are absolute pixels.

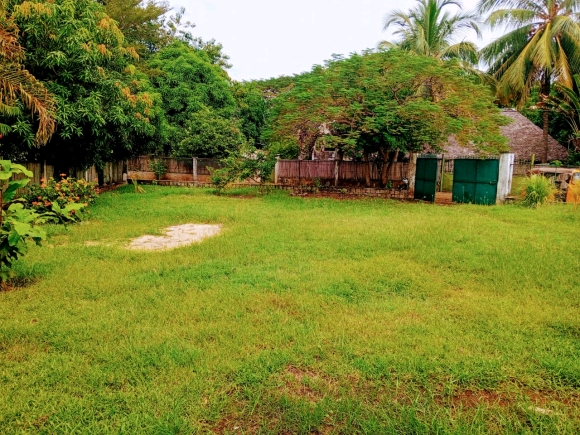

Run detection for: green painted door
[[414, 157, 439, 202], [452, 159, 499, 205]]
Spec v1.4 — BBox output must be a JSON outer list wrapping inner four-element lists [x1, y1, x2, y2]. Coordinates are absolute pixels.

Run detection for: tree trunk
[[541, 71, 551, 163], [385, 150, 399, 187], [379, 147, 389, 187], [363, 150, 371, 187]]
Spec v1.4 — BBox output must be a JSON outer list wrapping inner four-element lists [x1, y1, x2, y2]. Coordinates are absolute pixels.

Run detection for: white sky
[[169, 0, 493, 81]]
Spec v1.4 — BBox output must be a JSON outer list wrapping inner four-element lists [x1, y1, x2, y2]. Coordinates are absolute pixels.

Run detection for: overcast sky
[[168, 0, 492, 81]]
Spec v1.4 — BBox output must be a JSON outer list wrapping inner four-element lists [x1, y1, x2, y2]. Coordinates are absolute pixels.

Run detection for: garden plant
[[0, 161, 46, 284]]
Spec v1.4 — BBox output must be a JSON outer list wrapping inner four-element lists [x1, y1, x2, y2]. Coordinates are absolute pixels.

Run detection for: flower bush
[[24, 176, 98, 222]]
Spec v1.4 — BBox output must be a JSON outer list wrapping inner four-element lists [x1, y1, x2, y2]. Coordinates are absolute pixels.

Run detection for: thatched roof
[[438, 109, 569, 162]]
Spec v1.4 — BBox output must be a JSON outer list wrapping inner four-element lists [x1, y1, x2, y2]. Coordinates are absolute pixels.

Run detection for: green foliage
[[522, 87, 573, 146], [267, 141, 300, 159], [173, 109, 245, 158], [479, 0, 580, 107], [100, 0, 171, 56], [382, 0, 481, 64], [147, 41, 237, 156], [266, 51, 509, 161], [24, 177, 97, 223], [0, 8, 56, 146], [519, 175, 557, 208], [568, 149, 580, 165], [233, 82, 269, 145], [148, 158, 167, 180], [2, 0, 162, 167], [544, 75, 580, 156], [211, 145, 276, 193], [0, 160, 46, 282]]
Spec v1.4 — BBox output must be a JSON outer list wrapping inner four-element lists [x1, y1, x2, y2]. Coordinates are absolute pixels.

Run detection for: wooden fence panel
[[277, 160, 409, 185]]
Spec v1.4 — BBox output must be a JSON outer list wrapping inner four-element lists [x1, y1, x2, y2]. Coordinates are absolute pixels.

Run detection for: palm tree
[[478, 0, 580, 162], [381, 0, 482, 65], [0, 12, 55, 145]]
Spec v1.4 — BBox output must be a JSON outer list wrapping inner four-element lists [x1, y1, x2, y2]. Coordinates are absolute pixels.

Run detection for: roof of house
[[438, 109, 569, 162]]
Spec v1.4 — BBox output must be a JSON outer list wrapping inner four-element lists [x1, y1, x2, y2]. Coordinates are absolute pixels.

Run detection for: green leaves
[[0, 161, 47, 283], [381, 0, 481, 64], [479, 0, 580, 107], [3, 178, 30, 203], [0, 161, 33, 180], [147, 41, 238, 156], [267, 50, 507, 160], [3, 0, 161, 167]]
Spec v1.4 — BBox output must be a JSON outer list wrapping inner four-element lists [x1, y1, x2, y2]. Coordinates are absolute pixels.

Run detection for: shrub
[[149, 159, 167, 180], [211, 145, 277, 194], [519, 175, 557, 208], [0, 161, 46, 284], [24, 177, 97, 223]]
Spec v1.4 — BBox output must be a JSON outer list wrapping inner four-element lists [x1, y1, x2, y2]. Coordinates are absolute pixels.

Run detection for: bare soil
[[127, 224, 222, 251]]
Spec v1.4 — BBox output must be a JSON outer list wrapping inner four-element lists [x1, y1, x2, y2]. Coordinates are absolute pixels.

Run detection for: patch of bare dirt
[[439, 388, 580, 412], [0, 277, 39, 292], [449, 390, 511, 408], [291, 192, 395, 201], [280, 366, 337, 403], [434, 192, 455, 205], [127, 224, 222, 251]]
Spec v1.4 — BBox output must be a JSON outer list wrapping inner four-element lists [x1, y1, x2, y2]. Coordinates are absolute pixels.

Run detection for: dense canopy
[[0, 0, 579, 169]]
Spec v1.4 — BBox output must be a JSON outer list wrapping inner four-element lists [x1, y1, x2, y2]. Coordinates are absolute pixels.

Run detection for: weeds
[[519, 175, 557, 208]]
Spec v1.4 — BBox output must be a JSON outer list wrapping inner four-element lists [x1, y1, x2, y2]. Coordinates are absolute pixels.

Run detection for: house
[[440, 109, 569, 162]]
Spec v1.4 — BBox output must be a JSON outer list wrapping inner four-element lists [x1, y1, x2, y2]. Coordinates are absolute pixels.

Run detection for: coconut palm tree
[[478, 0, 580, 162], [381, 0, 482, 64], [0, 12, 55, 145]]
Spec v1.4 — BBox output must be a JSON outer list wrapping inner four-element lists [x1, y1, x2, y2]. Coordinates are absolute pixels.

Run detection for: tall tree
[[0, 8, 55, 147], [266, 51, 509, 187], [147, 41, 239, 157], [381, 0, 481, 64], [478, 0, 580, 162], [3, 0, 161, 169], [99, 0, 170, 55]]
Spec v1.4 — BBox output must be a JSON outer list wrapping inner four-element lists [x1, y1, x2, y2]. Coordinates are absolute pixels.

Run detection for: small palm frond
[[382, 0, 481, 64]]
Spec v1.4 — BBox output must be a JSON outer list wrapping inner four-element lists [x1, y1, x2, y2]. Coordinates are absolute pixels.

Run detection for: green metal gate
[[452, 158, 499, 205], [414, 156, 439, 202]]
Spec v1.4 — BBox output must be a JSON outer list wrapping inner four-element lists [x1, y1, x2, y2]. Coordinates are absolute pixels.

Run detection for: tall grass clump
[[519, 175, 557, 208]]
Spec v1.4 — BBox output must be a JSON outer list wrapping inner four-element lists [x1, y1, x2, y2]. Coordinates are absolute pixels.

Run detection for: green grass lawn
[[1, 186, 579, 434]]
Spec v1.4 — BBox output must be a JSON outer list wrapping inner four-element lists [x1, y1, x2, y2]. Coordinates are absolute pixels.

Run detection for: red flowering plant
[[24, 176, 98, 223]]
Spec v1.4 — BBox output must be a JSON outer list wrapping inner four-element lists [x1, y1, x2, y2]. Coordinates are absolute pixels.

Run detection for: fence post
[[193, 157, 198, 183], [274, 155, 280, 184], [439, 155, 445, 192], [408, 153, 419, 196], [496, 153, 515, 203], [334, 159, 339, 187], [298, 159, 301, 185]]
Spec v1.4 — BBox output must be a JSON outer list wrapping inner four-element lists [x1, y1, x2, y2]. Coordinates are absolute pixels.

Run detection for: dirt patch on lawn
[[278, 366, 339, 404], [127, 224, 222, 251]]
